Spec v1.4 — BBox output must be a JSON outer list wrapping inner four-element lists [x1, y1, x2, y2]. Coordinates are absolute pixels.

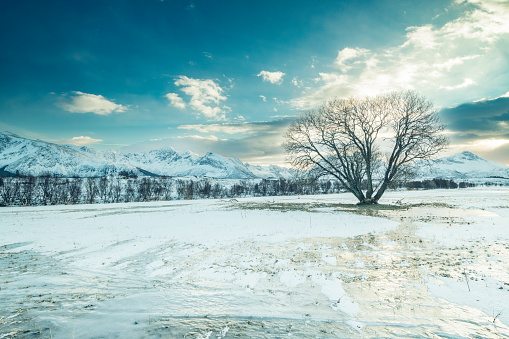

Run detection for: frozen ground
[[1, 187, 509, 338]]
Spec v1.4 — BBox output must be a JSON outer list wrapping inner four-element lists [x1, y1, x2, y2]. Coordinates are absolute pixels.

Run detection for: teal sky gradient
[[1, 0, 508, 165]]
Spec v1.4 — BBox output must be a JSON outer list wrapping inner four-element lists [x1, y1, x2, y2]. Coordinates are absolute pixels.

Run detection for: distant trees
[[69, 177, 82, 204], [0, 175, 349, 207], [405, 178, 459, 190], [284, 91, 448, 204], [0, 174, 487, 208]]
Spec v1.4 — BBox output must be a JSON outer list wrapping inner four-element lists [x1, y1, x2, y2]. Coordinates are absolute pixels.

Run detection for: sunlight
[[472, 138, 509, 150]]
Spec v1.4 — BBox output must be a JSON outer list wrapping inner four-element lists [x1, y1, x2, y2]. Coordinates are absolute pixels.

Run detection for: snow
[[279, 270, 306, 287], [0, 132, 294, 178], [2, 188, 509, 338], [321, 253, 337, 265], [3, 131, 509, 181], [417, 150, 509, 179]]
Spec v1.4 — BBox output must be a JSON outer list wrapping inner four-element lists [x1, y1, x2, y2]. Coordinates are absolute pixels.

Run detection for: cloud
[[168, 76, 227, 120], [291, 77, 304, 87], [259, 95, 267, 102], [257, 70, 285, 85], [440, 78, 476, 90], [439, 93, 509, 164], [292, 0, 509, 110], [123, 119, 295, 166], [178, 122, 274, 135], [165, 93, 186, 109], [440, 94, 509, 133], [67, 136, 103, 146], [402, 25, 438, 49], [58, 91, 127, 115], [447, 137, 509, 165], [334, 47, 370, 72]]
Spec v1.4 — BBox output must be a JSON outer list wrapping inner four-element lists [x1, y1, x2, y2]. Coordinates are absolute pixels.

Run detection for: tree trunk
[[373, 180, 389, 202], [357, 197, 378, 205]]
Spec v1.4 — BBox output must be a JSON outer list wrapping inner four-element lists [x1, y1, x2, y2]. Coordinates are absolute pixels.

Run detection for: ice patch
[[220, 325, 229, 337], [310, 272, 359, 317], [425, 273, 509, 325], [361, 242, 378, 250], [321, 253, 337, 266], [235, 270, 267, 289], [196, 266, 267, 289], [279, 270, 306, 288], [352, 257, 365, 268], [346, 320, 365, 333]]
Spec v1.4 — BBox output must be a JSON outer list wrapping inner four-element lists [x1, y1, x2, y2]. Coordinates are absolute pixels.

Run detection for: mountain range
[[0, 132, 295, 179], [416, 150, 509, 180], [1, 131, 508, 180]]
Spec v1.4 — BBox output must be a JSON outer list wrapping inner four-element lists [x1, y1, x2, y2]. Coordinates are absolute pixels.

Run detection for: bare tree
[[69, 177, 82, 204], [98, 176, 110, 203], [55, 178, 70, 204], [85, 177, 98, 204], [39, 175, 55, 205], [111, 177, 123, 203], [125, 179, 136, 202], [160, 177, 173, 201], [284, 91, 448, 204], [138, 177, 153, 201], [21, 176, 36, 206], [0, 178, 21, 205]]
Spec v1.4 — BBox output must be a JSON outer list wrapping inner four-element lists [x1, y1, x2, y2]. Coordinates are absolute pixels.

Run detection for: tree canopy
[[284, 91, 448, 204]]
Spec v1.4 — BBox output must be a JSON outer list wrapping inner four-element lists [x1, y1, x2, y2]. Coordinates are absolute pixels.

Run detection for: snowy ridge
[[3, 132, 507, 180], [0, 132, 295, 179], [416, 151, 509, 179]]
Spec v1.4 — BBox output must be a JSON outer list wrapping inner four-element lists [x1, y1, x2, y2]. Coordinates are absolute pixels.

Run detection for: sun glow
[[471, 139, 509, 149]]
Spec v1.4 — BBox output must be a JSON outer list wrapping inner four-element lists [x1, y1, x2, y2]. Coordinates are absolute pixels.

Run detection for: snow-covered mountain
[[0, 132, 295, 179], [416, 151, 509, 179], [3, 132, 507, 180]]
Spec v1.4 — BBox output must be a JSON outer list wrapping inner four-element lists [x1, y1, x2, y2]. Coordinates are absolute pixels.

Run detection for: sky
[[1, 0, 509, 166]]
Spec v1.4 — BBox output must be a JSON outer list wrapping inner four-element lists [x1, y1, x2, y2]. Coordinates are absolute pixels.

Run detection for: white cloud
[[259, 95, 267, 102], [335, 47, 370, 72], [291, 77, 304, 87], [170, 76, 227, 120], [123, 119, 294, 166], [293, 0, 509, 110], [58, 92, 127, 115], [257, 70, 285, 85], [178, 122, 272, 135], [433, 55, 480, 71], [67, 136, 103, 146], [165, 93, 186, 109], [440, 78, 476, 90], [177, 134, 222, 142], [402, 25, 438, 49]]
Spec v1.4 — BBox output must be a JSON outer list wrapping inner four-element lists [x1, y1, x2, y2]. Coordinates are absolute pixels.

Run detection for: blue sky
[[1, 0, 509, 165]]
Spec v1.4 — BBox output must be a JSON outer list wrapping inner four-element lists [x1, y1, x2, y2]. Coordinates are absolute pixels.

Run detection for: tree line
[[0, 174, 481, 207], [404, 178, 476, 190], [0, 175, 345, 207]]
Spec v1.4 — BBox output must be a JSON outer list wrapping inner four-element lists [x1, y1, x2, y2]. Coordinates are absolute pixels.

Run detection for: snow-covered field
[[1, 188, 509, 338]]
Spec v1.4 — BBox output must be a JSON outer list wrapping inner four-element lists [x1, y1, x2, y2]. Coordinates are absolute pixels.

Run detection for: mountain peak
[[417, 151, 509, 179], [457, 151, 484, 161], [2, 131, 22, 138], [0, 133, 297, 179]]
